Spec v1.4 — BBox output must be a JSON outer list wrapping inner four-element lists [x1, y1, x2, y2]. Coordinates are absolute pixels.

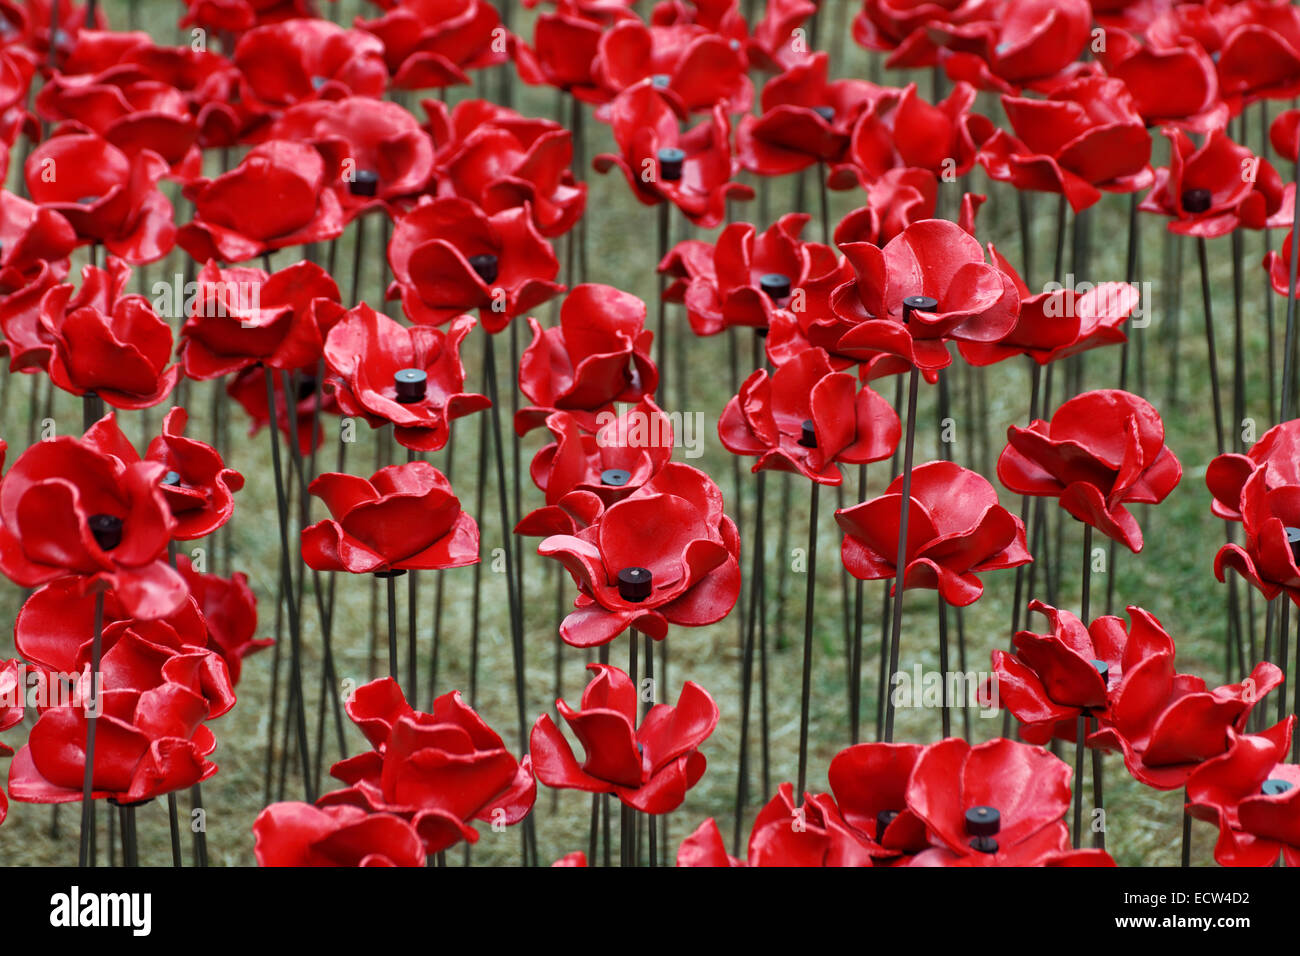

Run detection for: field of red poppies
[[0, 0, 1296, 873]]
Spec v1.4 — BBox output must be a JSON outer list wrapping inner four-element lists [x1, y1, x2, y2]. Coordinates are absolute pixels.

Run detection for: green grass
[[0, 0, 1288, 866]]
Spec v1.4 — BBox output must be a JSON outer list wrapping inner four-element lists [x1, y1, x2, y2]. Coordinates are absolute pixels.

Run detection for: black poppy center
[[965, 805, 1000, 853], [902, 294, 938, 324], [468, 253, 499, 285], [798, 419, 817, 448], [759, 272, 791, 302], [161, 470, 183, 487], [657, 147, 686, 183], [601, 468, 631, 487], [88, 514, 124, 551], [349, 169, 380, 198], [617, 566, 653, 602], [394, 368, 428, 404], [1181, 188, 1212, 214], [1285, 527, 1300, 565], [651, 74, 671, 89], [875, 809, 898, 842], [812, 105, 835, 123], [1262, 778, 1294, 796]]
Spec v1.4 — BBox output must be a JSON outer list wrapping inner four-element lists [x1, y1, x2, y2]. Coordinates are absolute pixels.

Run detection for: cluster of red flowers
[[0, 0, 1294, 871]]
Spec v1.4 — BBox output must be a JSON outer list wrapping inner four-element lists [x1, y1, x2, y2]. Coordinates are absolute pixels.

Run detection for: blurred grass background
[[0, 0, 1290, 866]]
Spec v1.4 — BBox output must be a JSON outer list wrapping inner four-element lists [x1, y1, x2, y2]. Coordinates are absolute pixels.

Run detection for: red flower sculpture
[[837, 460, 1030, 606], [318, 677, 534, 854], [531, 662, 718, 813], [928, 0, 1093, 94], [719, 347, 901, 484], [515, 283, 658, 434], [0, 189, 76, 293], [324, 304, 488, 453], [905, 737, 1110, 866], [592, 19, 752, 114], [301, 461, 479, 575], [178, 141, 347, 263], [737, 52, 884, 178], [1140, 128, 1289, 239], [828, 742, 931, 862], [38, 256, 178, 409], [387, 196, 562, 331], [0, 426, 185, 619], [1214, 467, 1300, 604], [1089, 655, 1282, 790], [178, 259, 340, 380], [659, 212, 837, 336], [265, 97, 436, 216], [25, 131, 175, 264], [992, 601, 1169, 745], [977, 76, 1152, 213], [427, 99, 586, 238], [1215, 0, 1300, 108], [997, 389, 1182, 553], [1094, 28, 1227, 133], [1187, 719, 1300, 867], [594, 82, 753, 229], [358, 0, 507, 90], [832, 218, 1020, 382], [538, 462, 740, 646], [233, 19, 387, 109], [253, 803, 425, 867], [8, 616, 235, 805], [958, 243, 1137, 367], [1207, 420, 1300, 523], [513, 10, 606, 103]]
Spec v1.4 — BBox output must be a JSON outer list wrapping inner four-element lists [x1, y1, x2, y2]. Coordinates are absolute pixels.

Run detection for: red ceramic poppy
[[1140, 127, 1289, 239], [515, 283, 658, 434], [387, 196, 562, 332], [317, 677, 534, 853], [762, 257, 860, 371], [512, 10, 606, 103], [78, 407, 244, 542], [0, 262, 66, 371], [840, 80, 993, 187], [832, 218, 1020, 382], [530, 662, 718, 813], [594, 81, 753, 229], [837, 459, 1030, 606], [1214, 467, 1300, 604], [264, 97, 436, 217], [852, 0, 979, 68], [958, 243, 1137, 367], [1215, 0, 1300, 109], [0, 425, 186, 619], [359, 0, 507, 90], [719, 347, 901, 484], [111, 40, 251, 150], [1207, 420, 1300, 523], [1186, 719, 1300, 867], [1264, 229, 1300, 298], [426, 99, 586, 238], [301, 460, 479, 575], [178, 141, 347, 264], [7, 616, 235, 805], [977, 76, 1153, 213], [747, 0, 816, 73], [324, 304, 488, 453], [538, 462, 740, 646], [827, 742, 931, 862], [178, 259, 340, 380], [0, 189, 77, 293], [233, 19, 387, 110], [905, 737, 1111, 866], [1270, 108, 1300, 164], [253, 802, 425, 867], [25, 131, 175, 264], [525, 396, 675, 512], [737, 52, 886, 178], [38, 256, 179, 409], [175, 554, 269, 688], [592, 19, 752, 115], [928, 0, 1093, 94], [660, 213, 836, 336], [14, 574, 207, 676], [997, 389, 1182, 553], [1089, 654, 1282, 791], [1094, 29, 1227, 133], [35, 63, 202, 180], [991, 601, 1171, 745]]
